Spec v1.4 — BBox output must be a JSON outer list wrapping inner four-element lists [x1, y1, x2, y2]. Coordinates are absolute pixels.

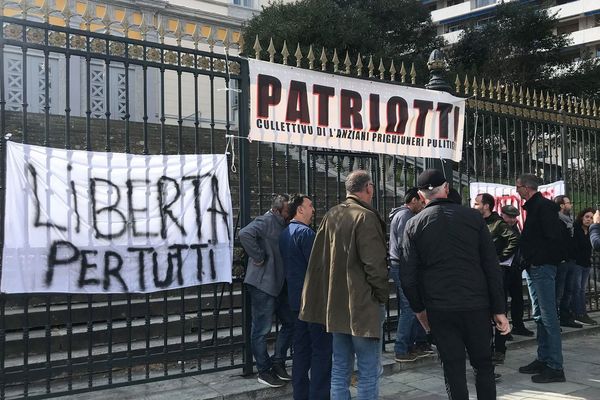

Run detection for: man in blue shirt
[[280, 194, 332, 400]]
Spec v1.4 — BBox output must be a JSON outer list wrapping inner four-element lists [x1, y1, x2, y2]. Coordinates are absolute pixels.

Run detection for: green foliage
[[241, 0, 443, 83], [449, 2, 571, 88]]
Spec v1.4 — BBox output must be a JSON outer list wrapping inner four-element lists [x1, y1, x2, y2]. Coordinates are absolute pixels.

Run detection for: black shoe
[[519, 359, 546, 374], [560, 318, 583, 328], [531, 367, 566, 383], [574, 314, 598, 326], [494, 373, 501, 382], [512, 326, 535, 336], [271, 363, 292, 381], [491, 351, 505, 365], [257, 371, 285, 388]]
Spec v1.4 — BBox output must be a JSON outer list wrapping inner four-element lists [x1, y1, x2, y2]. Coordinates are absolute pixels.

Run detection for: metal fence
[[1, 10, 600, 400]]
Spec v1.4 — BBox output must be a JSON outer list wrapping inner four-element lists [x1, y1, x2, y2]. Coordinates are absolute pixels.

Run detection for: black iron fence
[[0, 12, 599, 400]]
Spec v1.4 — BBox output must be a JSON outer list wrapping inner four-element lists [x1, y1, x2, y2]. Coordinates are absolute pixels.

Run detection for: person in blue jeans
[[280, 194, 332, 400], [569, 208, 597, 326], [516, 174, 567, 383], [299, 171, 389, 400], [240, 194, 295, 388], [388, 188, 431, 362]]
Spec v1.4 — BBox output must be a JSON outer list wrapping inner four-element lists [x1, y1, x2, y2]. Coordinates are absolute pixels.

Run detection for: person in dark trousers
[[500, 205, 534, 337], [554, 195, 582, 329], [279, 194, 332, 400], [591, 210, 600, 250], [516, 174, 567, 383], [388, 188, 431, 362], [569, 208, 597, 326], [240, 194, 295, 388], [402, 169, 509, 400], [473, 193, 519, 365]]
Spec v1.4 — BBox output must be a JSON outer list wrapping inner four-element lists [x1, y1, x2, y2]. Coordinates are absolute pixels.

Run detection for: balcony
[[567, 25, 600, 46], [548, 0, 600, 20], [442, 30, 464, 45]]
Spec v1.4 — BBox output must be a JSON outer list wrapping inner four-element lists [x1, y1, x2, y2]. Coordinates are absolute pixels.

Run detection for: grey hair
[[419, 183, 446, 200], [518, 173, 540, 190], [345, 170, 372, 194], [271, 194, 290, 212]]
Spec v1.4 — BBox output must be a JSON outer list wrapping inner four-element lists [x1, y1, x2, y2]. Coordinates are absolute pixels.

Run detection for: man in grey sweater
[[240, 194, 294, 388]]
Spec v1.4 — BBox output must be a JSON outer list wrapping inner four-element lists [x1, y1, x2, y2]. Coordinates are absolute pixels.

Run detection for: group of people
[[239, 169, 598, 400]]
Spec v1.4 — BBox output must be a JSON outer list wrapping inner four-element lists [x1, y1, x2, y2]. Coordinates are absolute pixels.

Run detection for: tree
[[449, 2, 571, 89], [241, 0, 443, 83]]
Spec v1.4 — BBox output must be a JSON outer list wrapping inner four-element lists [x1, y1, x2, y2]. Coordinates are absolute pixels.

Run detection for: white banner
[[469, 180, 565, 230], [249, 59, 465, 161], [1, 142, 233, 294]]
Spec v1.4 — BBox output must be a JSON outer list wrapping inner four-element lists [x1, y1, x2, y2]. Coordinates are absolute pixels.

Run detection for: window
[[447, 0, 464, 5], [446, 22, 464, 33], [475, 0, 495, 8], [233, 0, 253, 7], [557, 20, 579, 35]]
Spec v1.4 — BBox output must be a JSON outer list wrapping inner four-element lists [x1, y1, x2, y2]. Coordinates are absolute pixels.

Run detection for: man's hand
[[594, 210, 600, 224], [494, 314, 511, 335], [416, 310, 431, 333]]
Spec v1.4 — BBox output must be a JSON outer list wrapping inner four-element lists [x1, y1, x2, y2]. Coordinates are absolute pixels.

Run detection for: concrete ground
[[57, 311, 600, 400]]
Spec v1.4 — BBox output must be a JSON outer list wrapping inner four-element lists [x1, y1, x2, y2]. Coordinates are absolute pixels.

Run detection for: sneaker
[[395, 352, 418, 362], [531, 366, 566, 383], [491, 351, 505, 365], [560, 318, 583, 328], [257, 371, 285, 388], [414, 343, 435, 354], [271, 363, 292, 381], [519, 359, 546, 374], [512, 326, 535, 336], [575, 314, 598, 326]]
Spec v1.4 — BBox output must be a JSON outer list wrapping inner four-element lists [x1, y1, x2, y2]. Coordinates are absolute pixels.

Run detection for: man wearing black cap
[[401, 169, 509, 400], [500, 204, 534, 337]]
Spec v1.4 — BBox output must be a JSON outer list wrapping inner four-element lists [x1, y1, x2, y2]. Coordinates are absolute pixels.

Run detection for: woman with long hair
[[569, 208, 598, 325]]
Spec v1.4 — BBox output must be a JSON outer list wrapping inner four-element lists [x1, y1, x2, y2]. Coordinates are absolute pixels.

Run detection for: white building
[[426, 0, 600, 58]]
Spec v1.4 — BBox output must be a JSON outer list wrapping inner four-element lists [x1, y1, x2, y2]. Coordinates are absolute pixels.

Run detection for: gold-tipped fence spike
[[455, 75, 461, 94], [157, 18, 166, 44], [546, 92, 551, 109], [307, 45, 315, 70], [121, 11, 132, 36], [281, 40, 289, 65], [253, 35, 262, 60], [553, 94, 558, 111], [525, 88, 531, 106], [81, 1, 94, 30], [237, 33, 245, 52], [400, 62, 407, 83], [368, 55, 374, 78], [582, 99, 587, 116], [356, 54, 364, 77], [294, 43, 303, 68], [496, 81, 502, 101], [102, 9, 112, 34], [488, 80, 494, 100], [332, 49, 340, 73], [593, 100, 598, 117], [567, 96, 572, 113], [378, 58, 385, 80], [267, 38, 276, 63], [480, 78, 486, 98], [463, 75, 469, 95], [472, 77, 478, 94], [505, 83, 510, 103], [410, 63, 416, 84], [389, 60, 396, 81], [174, 21, 184, 47], [511, 84, 516, 103], [560, 95, 565, 111], [320, 47, 327, 71], [61, 0, 74, 25], [344, 51, 351, 75], [40, 0, 51, 23], [139, 15, 150, 41], [533, 89, 538, 108]]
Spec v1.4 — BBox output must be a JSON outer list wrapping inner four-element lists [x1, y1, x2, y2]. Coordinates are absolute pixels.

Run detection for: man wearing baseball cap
[[401, 169, 509, 400]]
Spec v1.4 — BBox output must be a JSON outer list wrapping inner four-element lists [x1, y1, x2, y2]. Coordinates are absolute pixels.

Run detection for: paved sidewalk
[[58, 311, 600, 400]]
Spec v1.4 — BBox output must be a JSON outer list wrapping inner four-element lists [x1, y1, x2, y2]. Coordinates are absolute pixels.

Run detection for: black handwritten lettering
[[152, 249, 172, 288], [157, 176, 186, 239], [79, 250, 100, 287], [126, 179, 158, 238], [207, 175, 231, 243], [103, 250, 128, 292], [190, 243, 209, 282], [128, 247, 154, 291], [90, 178, 127, 240], [168, 244, 188, 285], [28, 163, 67, 231], [46, 240, 79, 286]]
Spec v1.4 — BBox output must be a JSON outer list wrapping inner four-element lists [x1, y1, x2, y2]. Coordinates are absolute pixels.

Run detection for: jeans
[[330, 305, 384, 400], [247, 284, 295, 373], [389, 265, 426, 355], [556, 260, 575, 319], [292, 312, 332, 400], [428, 309, 495, 400], [525, 265, 563, 370], [569, 265, 591, 316]]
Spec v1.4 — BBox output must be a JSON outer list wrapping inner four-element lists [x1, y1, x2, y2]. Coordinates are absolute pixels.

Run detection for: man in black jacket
[[516, 174, 567, 383], [402, 169, 509, 400]]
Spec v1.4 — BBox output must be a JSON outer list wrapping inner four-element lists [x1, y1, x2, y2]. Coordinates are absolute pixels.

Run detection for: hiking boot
[[257, 370, 285, 388], [560, 318, 583, 328], [519, 359, 546, 374], [512, 325, 535, 336], [531, 366, 566, 383], [491, 351, 505, 365], [271, 363, 292, 381], [395, 352, 418, 362], [575, 314, 598, 326]]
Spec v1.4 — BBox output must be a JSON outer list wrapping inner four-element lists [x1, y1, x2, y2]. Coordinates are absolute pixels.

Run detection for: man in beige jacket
[[300, 170, 389, 400]]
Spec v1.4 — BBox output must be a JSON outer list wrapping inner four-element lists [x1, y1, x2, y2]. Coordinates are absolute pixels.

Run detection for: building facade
[[425, 0, 600, 59]]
